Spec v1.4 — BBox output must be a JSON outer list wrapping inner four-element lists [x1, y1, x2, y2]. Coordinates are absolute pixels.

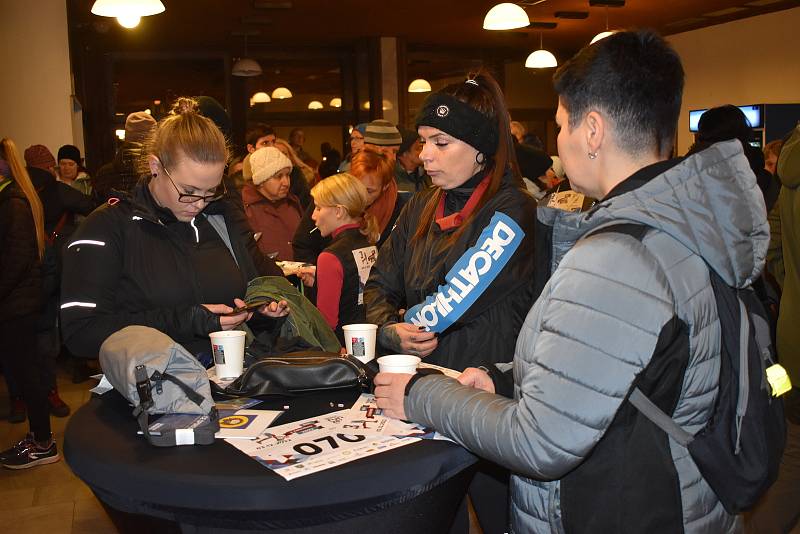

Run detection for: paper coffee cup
[[342, 323, 378, 364], [377, 354, 421, 374], [210, 330, 246, 378]]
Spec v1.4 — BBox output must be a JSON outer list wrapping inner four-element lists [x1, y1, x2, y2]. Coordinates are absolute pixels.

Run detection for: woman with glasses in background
[[60, 97, 288, 364]]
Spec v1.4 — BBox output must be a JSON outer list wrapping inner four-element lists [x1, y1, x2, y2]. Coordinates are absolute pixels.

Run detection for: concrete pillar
[[380, 37, 400, 125], [0, 0, 82, 157]]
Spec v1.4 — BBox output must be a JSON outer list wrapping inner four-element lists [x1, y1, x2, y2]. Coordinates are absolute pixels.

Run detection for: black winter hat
[[57, 144, 81, 164]]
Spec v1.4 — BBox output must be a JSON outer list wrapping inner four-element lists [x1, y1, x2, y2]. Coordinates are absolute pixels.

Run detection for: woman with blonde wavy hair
[[0, 137, 57, 469], [305, 173, 379, 342]]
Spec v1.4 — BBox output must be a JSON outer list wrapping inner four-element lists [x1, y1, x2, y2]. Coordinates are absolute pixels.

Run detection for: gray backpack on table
[[99, 326, 219, 447]]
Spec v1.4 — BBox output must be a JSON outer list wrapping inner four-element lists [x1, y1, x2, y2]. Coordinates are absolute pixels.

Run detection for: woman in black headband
[[365, 72, 536, 370], [364, 71, 536, 531]]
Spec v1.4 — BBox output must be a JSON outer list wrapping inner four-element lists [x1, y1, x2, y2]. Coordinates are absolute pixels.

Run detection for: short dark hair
[[245, 123, 274, 148], [696, 105, 752, 145], [553, 30, 684, 158]]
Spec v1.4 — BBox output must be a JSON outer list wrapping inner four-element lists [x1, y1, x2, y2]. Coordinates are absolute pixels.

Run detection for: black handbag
[[216, 351, 374, 397]]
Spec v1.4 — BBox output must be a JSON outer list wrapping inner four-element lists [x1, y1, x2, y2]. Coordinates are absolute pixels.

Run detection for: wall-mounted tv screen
[[689, 105, 763, 132]]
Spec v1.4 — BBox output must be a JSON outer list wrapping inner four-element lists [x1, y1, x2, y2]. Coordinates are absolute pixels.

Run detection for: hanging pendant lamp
[[252, 92, 271, 103], [408, 79, 432, 93], [329, 98, 342, 108], [308, 101, 323, 110], [271, 87, 293, 99], [591, 8, 617, 44], [232, 34, 262, 77], [525, 33, 557, 69], [91, 0, 165, 28], [483, 3, 530, 30]]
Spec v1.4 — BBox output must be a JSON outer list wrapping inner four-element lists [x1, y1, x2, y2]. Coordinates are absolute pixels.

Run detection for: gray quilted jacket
[[405, 140, 768, 533]]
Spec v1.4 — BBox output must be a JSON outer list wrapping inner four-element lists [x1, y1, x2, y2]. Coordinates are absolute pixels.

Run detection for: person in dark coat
[[60, 97, 288, 363], [395, 127, 431, 193], [365, 72, 537, 534], [0, 138, 59, 469], [364, 73, 536, 372], [93, 111, 156, 200]]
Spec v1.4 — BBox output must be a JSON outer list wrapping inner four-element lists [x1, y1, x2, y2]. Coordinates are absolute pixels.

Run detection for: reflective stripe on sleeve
[[60, 302, 97, 309], [67, 240, 106, 248]]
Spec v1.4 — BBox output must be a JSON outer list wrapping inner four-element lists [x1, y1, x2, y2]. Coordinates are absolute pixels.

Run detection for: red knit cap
[[24, 144, 57, 171]]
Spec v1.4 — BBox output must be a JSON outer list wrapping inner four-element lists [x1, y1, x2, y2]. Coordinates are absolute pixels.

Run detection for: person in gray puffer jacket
[[375, 30, 768, 533]]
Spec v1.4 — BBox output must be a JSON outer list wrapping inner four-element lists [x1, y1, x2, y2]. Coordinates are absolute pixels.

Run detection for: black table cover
[[64, 389, 477, 532]]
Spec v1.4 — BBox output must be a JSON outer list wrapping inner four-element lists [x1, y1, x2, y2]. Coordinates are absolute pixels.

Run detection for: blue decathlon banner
[[406, 211, 524, 333]]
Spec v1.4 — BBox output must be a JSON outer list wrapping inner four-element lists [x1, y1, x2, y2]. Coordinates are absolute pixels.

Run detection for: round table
[[64, 389, 477, 533]]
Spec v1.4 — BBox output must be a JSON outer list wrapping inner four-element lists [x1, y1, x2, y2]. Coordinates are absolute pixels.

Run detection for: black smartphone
[[221, 299, 275, 316]]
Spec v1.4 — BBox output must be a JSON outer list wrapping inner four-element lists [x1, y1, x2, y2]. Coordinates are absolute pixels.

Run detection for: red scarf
[[434, 176, 490, 231]]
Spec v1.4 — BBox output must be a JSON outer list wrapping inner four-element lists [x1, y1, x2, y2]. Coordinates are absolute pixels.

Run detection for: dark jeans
[[1, 314, 51, 440]]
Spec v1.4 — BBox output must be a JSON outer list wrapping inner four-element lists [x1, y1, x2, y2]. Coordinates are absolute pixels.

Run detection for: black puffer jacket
[[364, 171, 537, 370], [60, 184, 281, 359], [0, 180, 42, 321]]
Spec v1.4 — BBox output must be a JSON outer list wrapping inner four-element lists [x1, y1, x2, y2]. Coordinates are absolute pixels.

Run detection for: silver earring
[[588, 152, 598, 160], [475, 152, 486, 165]]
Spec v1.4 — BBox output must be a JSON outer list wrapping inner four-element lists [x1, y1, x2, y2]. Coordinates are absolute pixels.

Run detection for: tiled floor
[[0, 360, 119, 534]]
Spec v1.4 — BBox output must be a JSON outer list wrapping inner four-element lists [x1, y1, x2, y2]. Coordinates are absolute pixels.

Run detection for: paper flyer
[[226, 394, 436, 481]]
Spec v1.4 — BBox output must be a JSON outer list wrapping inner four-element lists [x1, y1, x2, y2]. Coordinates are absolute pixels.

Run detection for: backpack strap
[[628, 389, 694, 445], [131, 365, 214, 446], [587, 223, 715, 448]]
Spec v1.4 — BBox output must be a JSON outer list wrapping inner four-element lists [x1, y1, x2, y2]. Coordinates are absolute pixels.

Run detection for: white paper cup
[[209, 330, 246, 378], [342, 323, 378, 363], [377, 354, 421, 374]]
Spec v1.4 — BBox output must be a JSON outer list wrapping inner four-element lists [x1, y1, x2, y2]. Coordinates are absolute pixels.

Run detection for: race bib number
[[352, 246, 378, 305], [406, 212, 524, 333]]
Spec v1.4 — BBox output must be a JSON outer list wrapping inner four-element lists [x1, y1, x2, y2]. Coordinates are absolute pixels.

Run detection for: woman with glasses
[[60, 97, 288, 363], [338, 123, 366, 173]]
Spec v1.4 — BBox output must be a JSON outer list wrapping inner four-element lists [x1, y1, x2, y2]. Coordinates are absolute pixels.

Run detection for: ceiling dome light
[[483, 3, 530, 30], [329, 97, 342, 108], [91, 0, 165, 17], [308, 101, 324, 110], [526, 33, 558, 69], [408, 79, 432, 93], [252, 91, 271, 103], [590, 30, 616, 44], [525, 49, 558, 69], [271, 87, 293, 100], [232, 58, 262, 77]]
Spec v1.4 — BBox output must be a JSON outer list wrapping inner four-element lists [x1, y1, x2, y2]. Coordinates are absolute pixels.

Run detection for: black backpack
[[604, 224, 787, 514]]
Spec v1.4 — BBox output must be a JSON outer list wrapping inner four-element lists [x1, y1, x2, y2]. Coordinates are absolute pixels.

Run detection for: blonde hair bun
[[171, 97, 199, 116]]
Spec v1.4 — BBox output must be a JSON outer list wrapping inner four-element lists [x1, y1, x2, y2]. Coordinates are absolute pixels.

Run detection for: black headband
[[415, 93, 499, 157]]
